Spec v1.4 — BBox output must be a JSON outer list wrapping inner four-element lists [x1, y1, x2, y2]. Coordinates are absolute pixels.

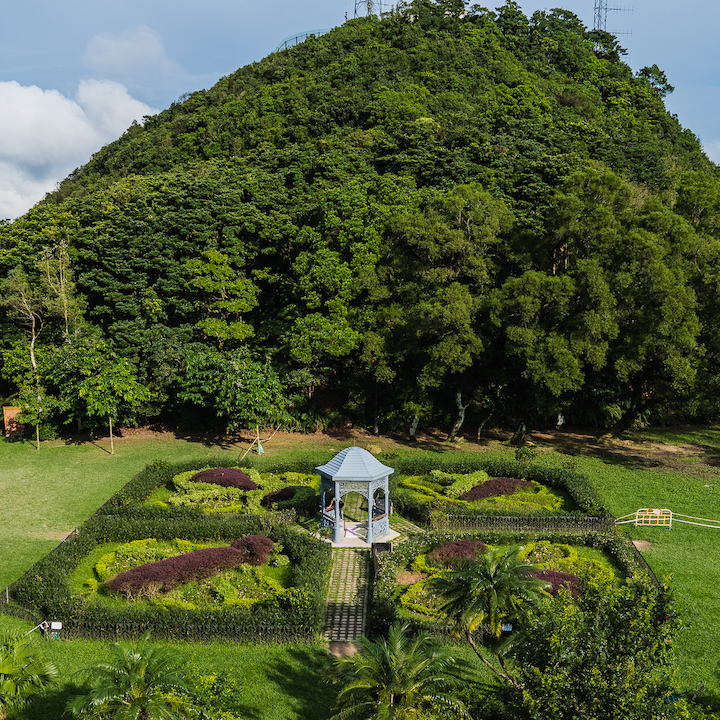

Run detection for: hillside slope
[[2, 0, 720, 437]]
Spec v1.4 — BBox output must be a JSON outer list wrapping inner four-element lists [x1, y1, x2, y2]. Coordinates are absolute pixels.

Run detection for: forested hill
[[2, 0, 720, 438]]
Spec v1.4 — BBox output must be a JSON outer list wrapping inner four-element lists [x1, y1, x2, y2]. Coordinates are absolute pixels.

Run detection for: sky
[[1, 0, 718, 220]]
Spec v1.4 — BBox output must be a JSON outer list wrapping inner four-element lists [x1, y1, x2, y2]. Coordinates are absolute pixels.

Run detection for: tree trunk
[[476, 405, 495, 440], [409, 414, 420, 442], [109, 415, 114, 455], [448, 391, 471, 441], [509, 421, 526, 447], [35, 423, 40, 451], [606, 381, 645, 438], [465, 631, 519, 688]]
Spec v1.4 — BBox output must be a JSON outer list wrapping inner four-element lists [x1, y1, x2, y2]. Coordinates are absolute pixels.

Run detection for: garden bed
[[369, 529, 648, 635], [4, 459, 332, 642]]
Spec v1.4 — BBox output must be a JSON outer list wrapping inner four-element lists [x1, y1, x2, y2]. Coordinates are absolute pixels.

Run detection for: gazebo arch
[[317, 446, 393, 544]]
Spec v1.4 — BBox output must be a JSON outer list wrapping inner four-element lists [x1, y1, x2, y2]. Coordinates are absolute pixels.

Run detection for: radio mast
[[355, 0, 383, 17]]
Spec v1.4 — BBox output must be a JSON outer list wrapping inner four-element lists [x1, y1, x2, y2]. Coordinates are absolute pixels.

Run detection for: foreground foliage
[[67, 639, 205, 720], [330, 621, 470, 720], [0, 630, 57, 720], [511, 578, 680, 720]]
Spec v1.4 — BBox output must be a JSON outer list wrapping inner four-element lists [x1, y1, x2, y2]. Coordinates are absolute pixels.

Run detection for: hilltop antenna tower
[[593, 0, 631, 32], [355, 0, 383, 17]]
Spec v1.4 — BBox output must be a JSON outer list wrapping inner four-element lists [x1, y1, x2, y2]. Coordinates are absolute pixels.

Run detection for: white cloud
[[0, 80, 157, 220], [84, 26, 184, 95], [76, 79, 154, 138]]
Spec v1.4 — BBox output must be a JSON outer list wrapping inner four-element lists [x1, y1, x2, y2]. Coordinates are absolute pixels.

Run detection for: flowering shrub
[[530, 569, 582, 597], [107, 535, 274, 596], [191, 468, 258, 490], [427, 539, 488, 568], [461, 477, 535, 501]]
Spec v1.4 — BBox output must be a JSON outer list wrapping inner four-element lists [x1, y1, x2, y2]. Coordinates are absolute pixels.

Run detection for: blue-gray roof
[[316, 446, 394, 481]]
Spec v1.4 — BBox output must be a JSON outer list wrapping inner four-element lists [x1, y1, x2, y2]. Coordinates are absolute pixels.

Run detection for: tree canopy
[[1, 0, 719, 436]]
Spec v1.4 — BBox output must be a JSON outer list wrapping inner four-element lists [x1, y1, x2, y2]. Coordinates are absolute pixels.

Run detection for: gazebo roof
[[316, 446, 394, 482]]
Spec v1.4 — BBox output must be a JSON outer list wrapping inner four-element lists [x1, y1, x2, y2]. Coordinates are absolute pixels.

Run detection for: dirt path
[[100, 423, 720, 479]]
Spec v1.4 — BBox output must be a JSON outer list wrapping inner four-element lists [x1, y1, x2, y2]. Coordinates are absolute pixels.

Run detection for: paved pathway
[[324, 548, 370, 642]]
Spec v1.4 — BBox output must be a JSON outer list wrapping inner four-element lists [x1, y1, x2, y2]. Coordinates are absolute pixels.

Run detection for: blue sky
[[1, 0, 717, 219]]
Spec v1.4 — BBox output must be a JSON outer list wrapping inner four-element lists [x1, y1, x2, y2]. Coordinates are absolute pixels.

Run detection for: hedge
[[368, 528, 656, 635], [5, 514, 331, 641]]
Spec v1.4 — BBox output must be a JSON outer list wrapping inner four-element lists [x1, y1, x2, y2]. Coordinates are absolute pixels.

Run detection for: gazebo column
[[333, 481, 342, 544], [367, 491, 374, 544]]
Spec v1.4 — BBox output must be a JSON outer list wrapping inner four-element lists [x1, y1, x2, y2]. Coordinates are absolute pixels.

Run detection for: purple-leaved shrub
[[427, 539, 488, 568], [191, 468, 257, 490], [461, 476, 534, 501], [107, 535, 274, 596], [530, 569, 582, 597]]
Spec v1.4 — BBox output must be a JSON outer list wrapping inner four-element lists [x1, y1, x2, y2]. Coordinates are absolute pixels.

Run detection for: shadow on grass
[[252, 646, 335, 720], [24, 682, 84, 720]]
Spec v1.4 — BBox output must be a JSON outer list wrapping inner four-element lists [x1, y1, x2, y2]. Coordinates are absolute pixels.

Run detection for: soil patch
[[632, 540, 652, 550], [327, 641, 360, 657], [396, 570, 427, 585]]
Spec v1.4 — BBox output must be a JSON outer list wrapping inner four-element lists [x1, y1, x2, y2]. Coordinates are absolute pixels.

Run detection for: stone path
[[389, 515, 425, 538], [324, 548, 370, 642]]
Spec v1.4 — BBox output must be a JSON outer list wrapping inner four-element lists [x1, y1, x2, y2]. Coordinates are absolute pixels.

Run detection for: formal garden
[[2, 431, 720, 719]]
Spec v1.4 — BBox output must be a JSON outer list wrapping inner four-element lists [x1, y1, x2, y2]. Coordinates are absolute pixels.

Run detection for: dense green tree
[[510, 577, 679, 720], [184, 248, 258, 347], [178, 345, 290, 432], [330, 621, 469, 720], [50, 333, 150, 452]]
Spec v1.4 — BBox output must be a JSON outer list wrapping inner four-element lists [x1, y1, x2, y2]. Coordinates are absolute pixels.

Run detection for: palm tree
[[66, 639, 204, 720], [330, 621, 469, 720], [429, 545, 550, 687], [0, 629, 58, 720]]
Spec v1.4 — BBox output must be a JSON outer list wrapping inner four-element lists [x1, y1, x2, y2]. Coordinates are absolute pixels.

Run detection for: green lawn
[[539, 447, 720, 700], [4, 429, 720, 712], [0, 434, 243, 589]]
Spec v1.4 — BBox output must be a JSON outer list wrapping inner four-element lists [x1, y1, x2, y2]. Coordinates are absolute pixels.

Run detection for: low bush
[[530, 569, 582, 597], [264, 487, 296, 505], [230, 535, 275, 565], [192, 468, 257, 490], [461, 477, 534, 501], [427, 539, 488, 568]]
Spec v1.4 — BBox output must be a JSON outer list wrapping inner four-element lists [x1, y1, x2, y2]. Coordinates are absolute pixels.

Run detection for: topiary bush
[[530, 569, 582, 597], [461, 477, 535, 501], [264, 487, 296, 506], [426, 539, 488, 568], [230, 535, 275, 565], [191, 468, 257, 490]]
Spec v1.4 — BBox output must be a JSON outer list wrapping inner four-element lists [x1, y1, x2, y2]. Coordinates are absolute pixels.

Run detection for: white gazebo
[[317, 446, 393, 544]]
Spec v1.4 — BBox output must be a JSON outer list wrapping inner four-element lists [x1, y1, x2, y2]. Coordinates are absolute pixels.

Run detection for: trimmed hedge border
[[388, 456, 609, 524], [1, 459, 331, 642], [368, 528, 659, 636]]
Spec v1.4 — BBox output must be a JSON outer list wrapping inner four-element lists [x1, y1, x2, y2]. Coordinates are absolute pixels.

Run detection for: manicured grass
[[0, 434, 243, 589], [539, 447, 720, 702], [20, 632, 336, 720]]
